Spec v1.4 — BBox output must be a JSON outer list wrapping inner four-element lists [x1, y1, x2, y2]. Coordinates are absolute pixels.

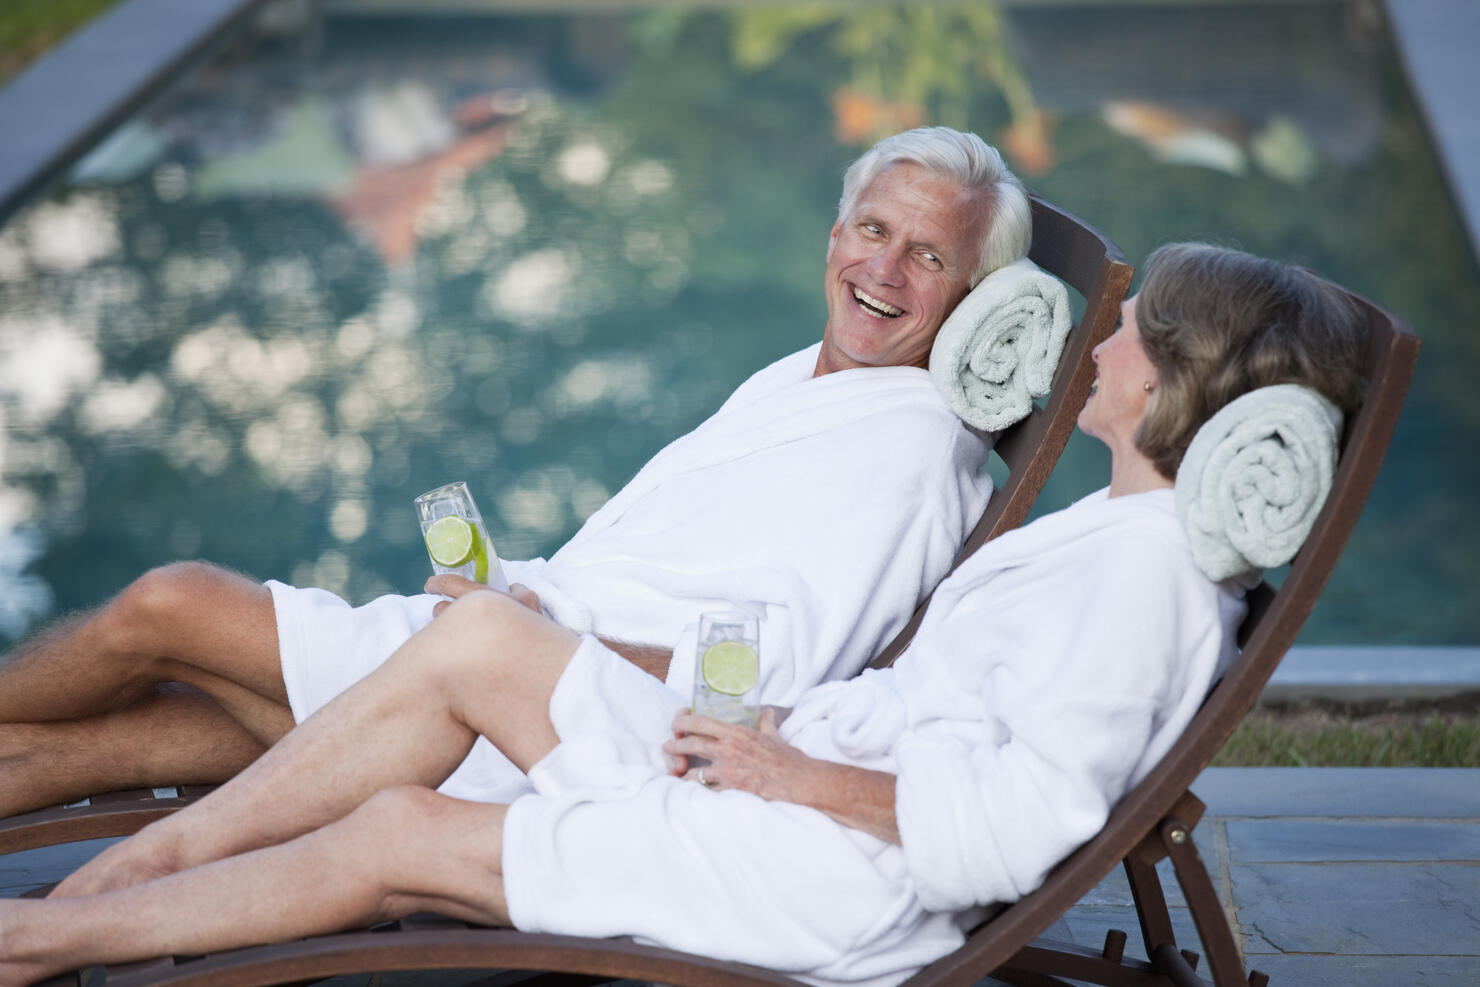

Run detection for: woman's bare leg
[[0, 785, 511, 986], [52, 590, 578, 898]]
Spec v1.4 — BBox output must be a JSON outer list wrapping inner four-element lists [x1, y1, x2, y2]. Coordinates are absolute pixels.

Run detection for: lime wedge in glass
[[469, 534, 490, 584], [425, 516, 476, 568], [700, 641, 760, 696]]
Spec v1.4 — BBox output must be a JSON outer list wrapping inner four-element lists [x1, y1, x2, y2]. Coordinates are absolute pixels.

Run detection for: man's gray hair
[[837, 127, 1032, 286]]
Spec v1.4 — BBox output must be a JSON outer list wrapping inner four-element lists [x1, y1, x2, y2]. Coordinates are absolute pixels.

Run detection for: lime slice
[[425, 516, 476, 568], [700, 641, 760, 696], [470, 535, 490, 584]]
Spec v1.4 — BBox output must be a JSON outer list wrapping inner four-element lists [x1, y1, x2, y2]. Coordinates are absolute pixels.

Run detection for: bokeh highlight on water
[[0, 2, 1475, 646]]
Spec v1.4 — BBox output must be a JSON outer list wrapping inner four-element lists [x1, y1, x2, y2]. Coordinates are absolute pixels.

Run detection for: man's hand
[[426, 575, 543, 617], [424, 579, 669, 679]]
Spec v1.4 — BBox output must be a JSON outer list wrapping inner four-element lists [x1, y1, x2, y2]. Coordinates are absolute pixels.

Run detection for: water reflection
[[0, 1, 1475, 647]]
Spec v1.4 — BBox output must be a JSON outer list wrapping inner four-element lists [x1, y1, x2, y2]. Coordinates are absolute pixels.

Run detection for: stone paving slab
[[1226, 818, 1480, 862], [1241, 954, 1480, 986], [1233, 862, 1480, 956]]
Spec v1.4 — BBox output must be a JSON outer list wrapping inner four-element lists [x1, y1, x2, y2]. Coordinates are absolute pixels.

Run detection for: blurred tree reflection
[[727, 4, 1049, 169]]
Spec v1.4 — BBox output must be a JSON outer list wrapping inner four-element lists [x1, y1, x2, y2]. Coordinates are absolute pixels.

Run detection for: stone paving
[[1063, 768, 1480, 985]]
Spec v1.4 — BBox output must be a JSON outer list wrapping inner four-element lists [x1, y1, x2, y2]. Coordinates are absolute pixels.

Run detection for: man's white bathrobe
[[502, 488, 1247, 987], [269, 342, 993, 802]]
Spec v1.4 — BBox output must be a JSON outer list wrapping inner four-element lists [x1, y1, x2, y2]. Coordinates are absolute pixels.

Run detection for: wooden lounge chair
[[19, 246, 1420, 987], [0, 194, 1131, 859]]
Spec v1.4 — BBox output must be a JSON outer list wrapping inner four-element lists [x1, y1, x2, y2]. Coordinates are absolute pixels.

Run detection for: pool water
[[0, 1, 1475, 646]]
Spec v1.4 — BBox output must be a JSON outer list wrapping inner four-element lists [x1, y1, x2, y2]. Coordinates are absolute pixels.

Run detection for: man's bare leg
[[0, 685, 268, 816], [0, 562, 296, 815], [0, 786, 512, 986], [0, 562, 289, 731], [52, 589, 578, 898]]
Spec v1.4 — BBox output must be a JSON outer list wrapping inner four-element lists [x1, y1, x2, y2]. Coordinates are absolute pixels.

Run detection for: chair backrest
[[871, 195, 1132, 669], [901, 284, 1421, 983]]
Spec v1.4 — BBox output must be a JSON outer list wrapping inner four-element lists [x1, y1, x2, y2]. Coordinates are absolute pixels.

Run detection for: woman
[[0, 244, 1365, 987]]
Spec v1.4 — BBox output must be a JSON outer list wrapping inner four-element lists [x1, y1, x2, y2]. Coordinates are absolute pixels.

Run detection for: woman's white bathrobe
[[502, 488, 1247, 987], [270, 343, 993, 802]]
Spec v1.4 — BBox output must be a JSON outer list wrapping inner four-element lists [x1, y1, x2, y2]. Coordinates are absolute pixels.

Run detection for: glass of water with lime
[[692, 610, 761, 728], [414, 481, 509, 592]]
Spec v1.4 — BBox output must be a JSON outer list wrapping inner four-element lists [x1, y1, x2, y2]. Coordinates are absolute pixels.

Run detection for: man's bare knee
[[108, 561, 278, 682], [108, 562, 235, 649]]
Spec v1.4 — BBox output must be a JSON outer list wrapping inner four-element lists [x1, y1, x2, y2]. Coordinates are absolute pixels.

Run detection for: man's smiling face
[[814, 161, 990, 377]]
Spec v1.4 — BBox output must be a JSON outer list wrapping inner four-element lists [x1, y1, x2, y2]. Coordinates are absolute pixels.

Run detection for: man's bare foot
[[49, 825, 181, 899]]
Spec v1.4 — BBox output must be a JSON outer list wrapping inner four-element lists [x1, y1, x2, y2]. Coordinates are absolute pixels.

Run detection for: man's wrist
[[598, 637, 673, 681]]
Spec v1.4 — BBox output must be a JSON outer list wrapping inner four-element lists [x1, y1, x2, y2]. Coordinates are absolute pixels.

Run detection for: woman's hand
[[664, 707, 902, 845], [427, 575, 543, 617], [663, 708, 811, 804]]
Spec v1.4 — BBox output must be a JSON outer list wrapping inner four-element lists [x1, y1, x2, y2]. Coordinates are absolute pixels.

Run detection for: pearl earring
[[1143, 382, 1154, 393]]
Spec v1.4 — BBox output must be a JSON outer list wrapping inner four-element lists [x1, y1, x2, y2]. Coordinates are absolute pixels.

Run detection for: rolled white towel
[[1176, 384, 1344, 582], [929, 257, 1072, 431]]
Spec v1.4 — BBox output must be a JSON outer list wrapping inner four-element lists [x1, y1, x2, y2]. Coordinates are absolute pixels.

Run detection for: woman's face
[[1078, 295, 1159, 451]]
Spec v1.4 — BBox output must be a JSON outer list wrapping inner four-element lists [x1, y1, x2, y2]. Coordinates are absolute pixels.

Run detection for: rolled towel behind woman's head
[[1176, 384, 1344, 582], [929, 258, 1072, 432]]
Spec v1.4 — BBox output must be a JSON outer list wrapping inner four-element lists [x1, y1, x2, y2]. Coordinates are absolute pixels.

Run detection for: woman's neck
[[1107, 450, 1174, 498]]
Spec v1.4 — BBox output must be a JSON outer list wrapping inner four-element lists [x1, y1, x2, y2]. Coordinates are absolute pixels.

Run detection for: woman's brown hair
[[1134, 243, 1366, 480]]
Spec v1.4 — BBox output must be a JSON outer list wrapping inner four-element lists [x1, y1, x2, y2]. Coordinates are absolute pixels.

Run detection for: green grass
[[1213, 701, 1480, 767], [0, 0, 119, 85]]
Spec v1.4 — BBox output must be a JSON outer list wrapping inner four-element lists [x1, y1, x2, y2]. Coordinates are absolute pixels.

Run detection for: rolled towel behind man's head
[[929, 258, 1072, 432], [1176, 384, 1344, 582]]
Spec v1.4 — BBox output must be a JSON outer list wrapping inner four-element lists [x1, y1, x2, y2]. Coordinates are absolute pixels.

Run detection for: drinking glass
[[691, 610, 762, 728], [413, 480, 509, 591]]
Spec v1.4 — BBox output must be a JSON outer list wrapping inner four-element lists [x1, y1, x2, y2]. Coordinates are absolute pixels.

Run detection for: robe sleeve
[[892, 526, 1217, 912]]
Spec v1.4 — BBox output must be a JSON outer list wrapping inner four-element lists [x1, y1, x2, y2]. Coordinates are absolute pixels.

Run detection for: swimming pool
[[0, 0, 1474, 646]]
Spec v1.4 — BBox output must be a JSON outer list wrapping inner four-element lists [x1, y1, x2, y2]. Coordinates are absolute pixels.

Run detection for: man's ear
[[826, 221, 841, 260]]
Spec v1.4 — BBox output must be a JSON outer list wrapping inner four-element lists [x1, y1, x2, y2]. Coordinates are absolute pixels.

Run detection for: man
[[0, 127, 1031, 816]]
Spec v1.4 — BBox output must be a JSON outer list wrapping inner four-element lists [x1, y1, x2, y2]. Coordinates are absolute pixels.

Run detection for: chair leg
[[1149, 942, 1210, 987], [1158, 816, 1266, 987], [1123, 854, 1178, 962]]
